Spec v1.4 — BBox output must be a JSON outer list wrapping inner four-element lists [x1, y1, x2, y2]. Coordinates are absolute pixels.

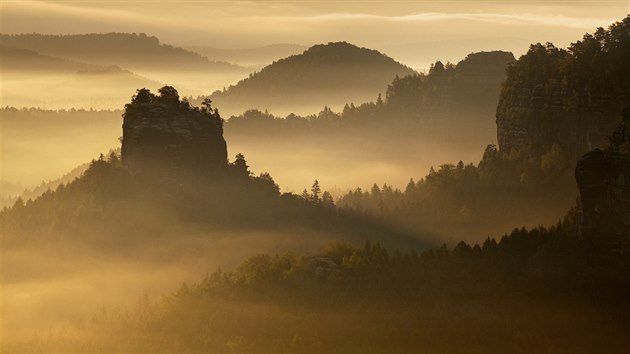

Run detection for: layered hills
[[0, 33, 246, 73], [0, 33, 252, 107]]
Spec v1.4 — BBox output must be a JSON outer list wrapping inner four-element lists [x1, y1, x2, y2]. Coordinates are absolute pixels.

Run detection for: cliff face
[[496, 17, 630, 159], [121, 87, 227, 180], [497, 75, 625, 159], [576, 107, 630, 245]]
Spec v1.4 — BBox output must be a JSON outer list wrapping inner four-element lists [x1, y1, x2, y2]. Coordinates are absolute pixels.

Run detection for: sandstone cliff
[[121, 86, 227, 180], [496, 17, 630, 160]]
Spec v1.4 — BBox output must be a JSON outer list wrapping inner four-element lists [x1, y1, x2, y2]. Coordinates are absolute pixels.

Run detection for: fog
[[0, 106, 496, 202], [2, 1, 624, 59], [226, 121, 495, 195], [1, 228, 342, 343], [2, 2, 629, 353]]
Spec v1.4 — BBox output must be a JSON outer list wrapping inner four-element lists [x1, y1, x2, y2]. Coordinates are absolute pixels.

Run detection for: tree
[[231, 153, 250, 178], [321, 191, 335, 209], [201, 97, 213, 112], [310, 180, 321, 204], [131, 88, 154, 104], [405, 178, 415, 195], [158, 85, 180, 105]]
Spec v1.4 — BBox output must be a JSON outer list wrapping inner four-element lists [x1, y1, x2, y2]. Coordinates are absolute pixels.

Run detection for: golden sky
[[1, 1, 629, 67]]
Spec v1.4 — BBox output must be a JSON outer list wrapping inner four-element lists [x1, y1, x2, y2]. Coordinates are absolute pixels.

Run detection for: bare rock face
[[496, 79, 623, 160], [121, 87, 227, 180]]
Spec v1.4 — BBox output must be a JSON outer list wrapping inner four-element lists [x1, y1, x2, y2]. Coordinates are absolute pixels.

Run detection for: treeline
[[1, 106, 122, 114], [336, 142, 576, 242], [13, 220, 630, 353]]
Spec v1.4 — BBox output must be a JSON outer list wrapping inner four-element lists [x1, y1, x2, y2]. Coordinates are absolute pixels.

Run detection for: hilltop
[[203, 41, 417, 116]]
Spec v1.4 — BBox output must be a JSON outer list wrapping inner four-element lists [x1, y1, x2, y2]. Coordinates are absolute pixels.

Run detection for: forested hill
[[382, 50, 515, 119], [0, 33, 247, 72], [203, 41, 417, 116]]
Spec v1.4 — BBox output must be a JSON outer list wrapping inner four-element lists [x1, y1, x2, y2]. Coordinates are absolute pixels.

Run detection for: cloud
[[299, 12, 616, 29]]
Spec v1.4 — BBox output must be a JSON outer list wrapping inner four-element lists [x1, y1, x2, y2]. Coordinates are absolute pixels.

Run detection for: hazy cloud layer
[[3, 1, 626, 61]]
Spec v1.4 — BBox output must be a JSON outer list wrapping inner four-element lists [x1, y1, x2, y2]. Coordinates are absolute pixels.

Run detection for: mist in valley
[[2, 2, 630, 353]]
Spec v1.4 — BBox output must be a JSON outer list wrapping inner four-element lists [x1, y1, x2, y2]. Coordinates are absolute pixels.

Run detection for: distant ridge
[[0, 33, 248, 73], [203, 41, 417, 116]]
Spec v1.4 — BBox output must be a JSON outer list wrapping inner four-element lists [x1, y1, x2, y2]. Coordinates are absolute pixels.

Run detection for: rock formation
[[496, 17, 630, 160], [496, 65, 626, 160], [576, 105, 630, 246], [121, 86, 227, 180]]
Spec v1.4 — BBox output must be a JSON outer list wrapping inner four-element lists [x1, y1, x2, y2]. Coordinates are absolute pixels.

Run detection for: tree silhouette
[[310, 180, 321, 204]]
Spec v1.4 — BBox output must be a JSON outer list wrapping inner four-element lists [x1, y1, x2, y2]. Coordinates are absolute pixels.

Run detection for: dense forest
[[336, 141, 576, 242], [6, 217, 630, 353]]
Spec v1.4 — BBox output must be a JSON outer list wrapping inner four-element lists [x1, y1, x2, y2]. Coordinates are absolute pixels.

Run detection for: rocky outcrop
[[576, 107, 630, 245], [497, 80, 623, 159], [121, 87, 227, 180]]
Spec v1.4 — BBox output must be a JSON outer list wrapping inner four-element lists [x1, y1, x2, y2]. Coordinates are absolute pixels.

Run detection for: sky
[[2, 1, 629, 69]]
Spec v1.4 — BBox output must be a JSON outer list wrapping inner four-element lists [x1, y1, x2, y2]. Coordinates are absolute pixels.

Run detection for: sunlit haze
[[1, 2, 630, 353]]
